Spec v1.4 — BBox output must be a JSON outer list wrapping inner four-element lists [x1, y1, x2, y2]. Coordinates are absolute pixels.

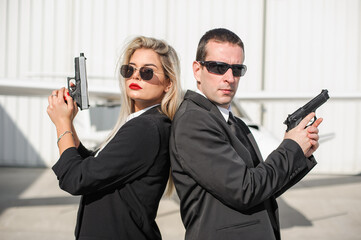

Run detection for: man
[[169, 28, 322, 240]]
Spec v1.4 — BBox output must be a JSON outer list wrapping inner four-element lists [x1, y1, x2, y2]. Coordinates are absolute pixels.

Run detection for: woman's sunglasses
[[120, 65, 154, 80], [198, 61, 247, 77]]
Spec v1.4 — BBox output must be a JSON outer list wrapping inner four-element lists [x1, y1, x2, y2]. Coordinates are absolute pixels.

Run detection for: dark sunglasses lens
[[203, 61, 246, 77], [139, 67, 154, 80], [216, 63, 230, 75], [206, 62, 230, 75], [240, 65, 247, 76], [231, 65, 245, 77], [120, 65, 134, 78]]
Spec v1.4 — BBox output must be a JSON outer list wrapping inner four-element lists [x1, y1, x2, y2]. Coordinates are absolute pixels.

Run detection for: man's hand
[[284, 112, 323, 158]]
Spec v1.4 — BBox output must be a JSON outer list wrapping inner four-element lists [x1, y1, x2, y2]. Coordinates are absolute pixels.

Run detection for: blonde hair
[[100, 36, 182, 196]]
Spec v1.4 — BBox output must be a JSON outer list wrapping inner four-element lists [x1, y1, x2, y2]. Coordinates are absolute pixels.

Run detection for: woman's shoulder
[[141, 107, 170, 122], [130, 107, 171, 129], [121, 108, 171, 142]]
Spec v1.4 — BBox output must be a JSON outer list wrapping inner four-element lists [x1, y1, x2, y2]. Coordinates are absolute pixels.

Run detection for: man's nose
[[223, 68, 235, 83]]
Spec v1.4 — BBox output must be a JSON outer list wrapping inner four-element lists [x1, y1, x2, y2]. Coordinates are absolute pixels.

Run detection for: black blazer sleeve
[[52, 115, 161, 196], [273, 154, 316, 198], [77, 142, 94, 158], [173, 108, 315, 211]]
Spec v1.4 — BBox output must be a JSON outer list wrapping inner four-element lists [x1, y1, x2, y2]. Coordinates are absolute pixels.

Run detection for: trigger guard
[[307, 116, 317, 127]]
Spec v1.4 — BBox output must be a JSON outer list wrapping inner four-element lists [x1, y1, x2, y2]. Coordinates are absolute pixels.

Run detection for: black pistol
[[283, 89, 329, 132], [67, 53, 90, 110]]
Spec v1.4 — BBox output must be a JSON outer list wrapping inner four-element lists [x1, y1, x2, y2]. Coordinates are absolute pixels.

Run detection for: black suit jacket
[[53, 106, 171, 240], [169, 91, 317, 240]]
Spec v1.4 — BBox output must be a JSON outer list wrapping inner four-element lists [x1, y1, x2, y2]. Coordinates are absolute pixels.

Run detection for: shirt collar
[[126, 104, 160, 122], [196, 89, 231, 122], [217, 105, 231, 122]]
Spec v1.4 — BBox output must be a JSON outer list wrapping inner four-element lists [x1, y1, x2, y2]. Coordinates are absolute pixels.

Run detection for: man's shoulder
[[175, 95, 208, 121]]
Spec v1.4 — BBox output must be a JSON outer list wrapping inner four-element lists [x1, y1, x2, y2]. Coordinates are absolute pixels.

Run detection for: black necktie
[[228, 112, 259, 166]]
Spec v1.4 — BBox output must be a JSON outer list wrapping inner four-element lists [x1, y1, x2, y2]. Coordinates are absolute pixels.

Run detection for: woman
[[47, 36, 182, 239]]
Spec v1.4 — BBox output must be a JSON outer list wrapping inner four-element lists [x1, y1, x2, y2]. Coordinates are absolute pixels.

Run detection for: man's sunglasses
[[198, 61, 247, 77], [120, 65, 154, 80]]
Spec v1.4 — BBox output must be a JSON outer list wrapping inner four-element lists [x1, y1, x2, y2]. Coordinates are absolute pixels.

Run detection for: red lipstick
[[129, 83, 142, 90]]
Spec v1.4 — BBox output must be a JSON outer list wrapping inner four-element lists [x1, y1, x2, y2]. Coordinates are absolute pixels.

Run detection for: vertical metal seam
[[260, 0, 267, 125], [28, 0, 33, 72], [358, 0, 361, 90], [4, 0, 9, 77], [261, 0, 267, 92], [164, 0, 169, 41], [16, 0, 21, 77], [51, 0, 56, 75], [40, 0, 45, 74]]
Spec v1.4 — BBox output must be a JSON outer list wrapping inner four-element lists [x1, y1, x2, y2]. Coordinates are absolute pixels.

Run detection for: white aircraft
[[0, 78, 119, 101], [0, 77, 337, 159]]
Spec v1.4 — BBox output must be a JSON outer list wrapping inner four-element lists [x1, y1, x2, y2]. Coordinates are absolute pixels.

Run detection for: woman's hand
[[47, 88, 78, 127], [284, 112, 323, 158], [47, 88, 79, 154], [65, 88, 79, 121]]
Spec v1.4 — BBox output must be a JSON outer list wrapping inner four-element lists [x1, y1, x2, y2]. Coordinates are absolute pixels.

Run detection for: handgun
[[283, 89, 329, 132], [67, 53, 90, 110]]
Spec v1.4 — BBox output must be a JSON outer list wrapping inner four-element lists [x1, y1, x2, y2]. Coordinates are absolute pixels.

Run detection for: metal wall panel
[[0, 0, 264, 167], [0, 0, 360, 173], [262, 0, 361, 174]]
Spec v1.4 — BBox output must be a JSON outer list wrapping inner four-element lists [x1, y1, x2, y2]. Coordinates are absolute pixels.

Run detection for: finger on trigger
[[67, 94, 74, 107], [299, 112, 315, 129], [67, 92, 73, 102]]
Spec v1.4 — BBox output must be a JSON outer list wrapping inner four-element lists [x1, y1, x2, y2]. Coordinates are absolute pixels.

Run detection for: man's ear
[[193, 61, 202, 84]]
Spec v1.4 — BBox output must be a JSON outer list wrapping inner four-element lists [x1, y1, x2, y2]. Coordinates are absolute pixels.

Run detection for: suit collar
[[141, 105, 162, 117], [184, 90, 224, 120], [184, 90, 214, 111], [184, 90, 264, 164], [126, 104, 161, 122]]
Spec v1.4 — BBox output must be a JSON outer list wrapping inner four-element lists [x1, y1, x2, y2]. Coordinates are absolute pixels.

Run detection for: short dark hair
[[196, 28, 244, 61]]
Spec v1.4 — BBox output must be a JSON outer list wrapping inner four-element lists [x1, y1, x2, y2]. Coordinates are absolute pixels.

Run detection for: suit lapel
[[234, 117, 262, 166], [247, 132, 264, 163], [185, 90, 257, 168]]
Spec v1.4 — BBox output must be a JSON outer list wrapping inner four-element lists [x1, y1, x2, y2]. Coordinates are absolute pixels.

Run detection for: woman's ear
[[164, 79, 172, 93]]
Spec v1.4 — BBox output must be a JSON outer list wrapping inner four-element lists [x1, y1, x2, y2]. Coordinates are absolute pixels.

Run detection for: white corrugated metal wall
[[0, 0, 360, 173], [260, 0, 361, 174]]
